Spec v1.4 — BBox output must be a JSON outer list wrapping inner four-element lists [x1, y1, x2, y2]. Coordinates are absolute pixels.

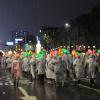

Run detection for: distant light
[[6, 42, 14, 46], [67, 46, 70, 48], [88, 46, 90, 48], [82, 53, 85, 55], [15, 38, 23, 43], [65, 23, 70, 27], [71, 46, 73, 48], [83, 46, 86, 48], [40, 30, 41, 32], [93, 46, 95, 48], [8, 51, 12, 54]]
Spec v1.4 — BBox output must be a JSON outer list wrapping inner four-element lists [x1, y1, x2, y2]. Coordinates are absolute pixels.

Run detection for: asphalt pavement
[[0, 67, 100, 100]]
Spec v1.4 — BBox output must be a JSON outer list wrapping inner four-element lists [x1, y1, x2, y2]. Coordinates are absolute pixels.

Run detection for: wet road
[[34, 81, 100, 100], [0, 85, 21, 100], [0, 68, 22, 100], [0, 67, 100, 100], [21, 79, 100, 100]]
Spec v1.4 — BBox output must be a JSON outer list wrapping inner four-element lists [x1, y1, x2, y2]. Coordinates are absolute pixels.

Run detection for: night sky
[[0, 0, 100, 42]]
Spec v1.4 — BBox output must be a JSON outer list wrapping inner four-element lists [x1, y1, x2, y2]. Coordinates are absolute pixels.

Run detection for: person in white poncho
[[73, 55, 83, 85], [45, 55, 55, 84], [53, 56, 66, 86], [22, 56, 30, 79], [87, 55, 97, 86], [30, 55, 36, 80], [36, 55, 46, 81]]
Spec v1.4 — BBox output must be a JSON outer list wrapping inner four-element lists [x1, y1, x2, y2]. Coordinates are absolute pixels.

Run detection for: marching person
[[53, 56, 66, 86], [62, 53, 70, 79], [30, 55, 36, 81], [45, 55, 55, 84], [11, 55, 22, 87], [87, 55, 97, 86], [6, 56, 13, 73], [36, 54, 46, 81], [73, 54, 83, 85], [22, 56, 30, 79]]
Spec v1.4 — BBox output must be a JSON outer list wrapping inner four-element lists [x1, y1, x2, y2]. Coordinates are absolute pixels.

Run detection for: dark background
[[0, 0, 100, 42]]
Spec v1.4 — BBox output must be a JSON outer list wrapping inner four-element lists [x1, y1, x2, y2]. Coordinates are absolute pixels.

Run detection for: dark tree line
[[70, 4, 100, 47]]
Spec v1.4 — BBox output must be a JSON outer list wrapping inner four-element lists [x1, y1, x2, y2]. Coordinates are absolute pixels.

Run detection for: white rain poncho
[[22, 57, 30, 72], [6, 57, 13, 69], [53, 56, 66, 82], [73, 56, 83, 79], [45, 56, 55, 80], [30, 56, 36, 79], [87, 55, 97, 78], [36, 55, 46, 75]]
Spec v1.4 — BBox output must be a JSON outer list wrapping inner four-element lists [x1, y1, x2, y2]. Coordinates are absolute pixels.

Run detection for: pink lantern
[[87, 49, 92, 54]]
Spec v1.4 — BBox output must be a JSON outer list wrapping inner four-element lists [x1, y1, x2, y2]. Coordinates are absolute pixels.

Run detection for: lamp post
[[65, 23, 71, 51]]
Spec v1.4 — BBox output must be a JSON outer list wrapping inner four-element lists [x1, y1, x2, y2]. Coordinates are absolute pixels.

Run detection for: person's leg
[[16, 78, 20, 87], [90, 78, 95, 86]]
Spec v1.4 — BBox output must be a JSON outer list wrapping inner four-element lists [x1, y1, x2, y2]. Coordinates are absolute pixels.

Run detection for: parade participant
[[11, 55, 22, 87], [30, 55, 36, 81], [53, 56, 66, 86], [36, 54, 46, 81], [6, 56, 13, 73], [87, 55, 97, 86], [73, 54, 83, 85], [22, 56, 30, 79], [1, 56, 7, 70], [45, 55, 55, 84], [62, 53, 70, 79], [0, 55, 2, 75], [96, 54, 100, 76], [68, 55, 75, 80]]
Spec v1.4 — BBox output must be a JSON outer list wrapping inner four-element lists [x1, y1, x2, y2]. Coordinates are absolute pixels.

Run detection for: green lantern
[[97, 49, 100, 53], [62, 48, 69, 53]]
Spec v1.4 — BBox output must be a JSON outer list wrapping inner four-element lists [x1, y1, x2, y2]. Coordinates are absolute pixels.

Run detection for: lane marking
[[7, 77, 36, 100], [9, 80, 14, 85], [5, 82, 9, 86], [18, 87, 29, 97], [19, 87, 37, 100], [79, 84, 100, 94], [20, 96, 36, 100]]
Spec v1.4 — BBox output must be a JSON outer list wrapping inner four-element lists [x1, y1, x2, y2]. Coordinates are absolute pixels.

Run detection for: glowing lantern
[[16, 53, 20, 57], [87, 49, 92, 54], [7, 51, 13, 57], [37, 50, 46, 59], [54, 49, 58, 55], [50, 50, 54, 57], [8, 51, 12, 55], [29, 51, 33, 55], [97, 49, 100, 53], [58, 48, 63, 55], [22, 51, 29, 57], [62, 48, 69, 53], [76, 51, 81, 55], [72, 50, 76, 56]]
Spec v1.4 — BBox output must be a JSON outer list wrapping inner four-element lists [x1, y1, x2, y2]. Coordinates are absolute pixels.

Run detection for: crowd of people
[[0, 47, 100, 87]]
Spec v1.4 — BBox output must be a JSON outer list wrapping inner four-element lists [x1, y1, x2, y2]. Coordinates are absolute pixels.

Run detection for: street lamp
[[65, 23, 71, 51], [65, 23, 70, 28]]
